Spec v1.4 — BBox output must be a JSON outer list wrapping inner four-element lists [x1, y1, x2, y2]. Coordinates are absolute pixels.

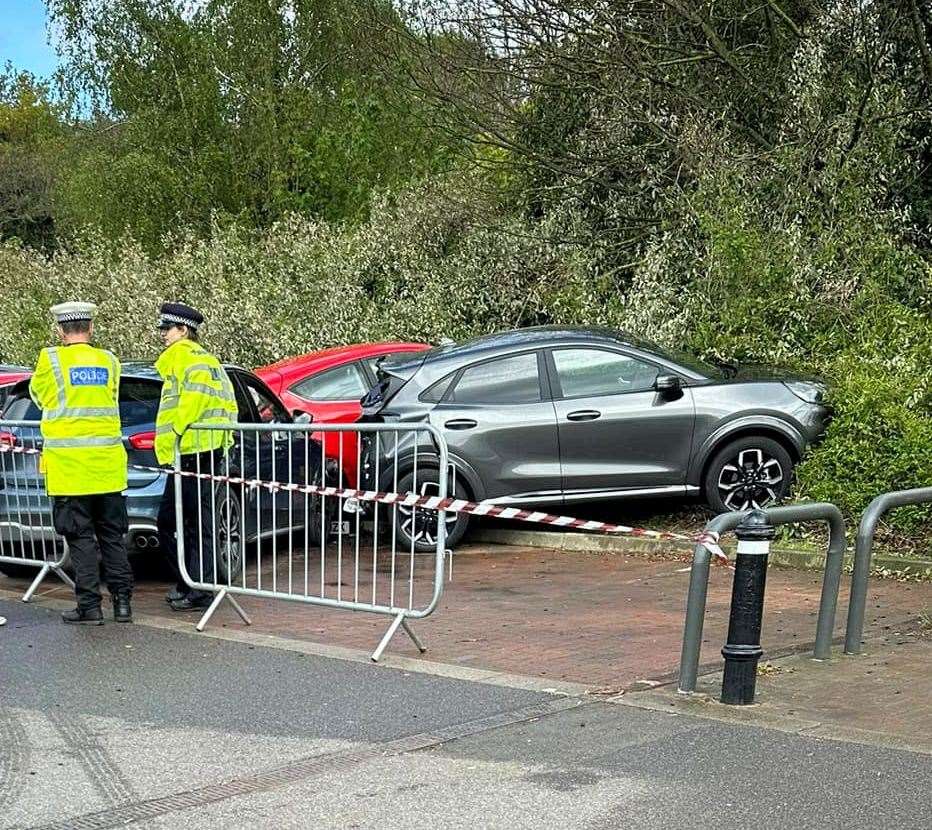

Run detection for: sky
[[1, 1, 58, 77]]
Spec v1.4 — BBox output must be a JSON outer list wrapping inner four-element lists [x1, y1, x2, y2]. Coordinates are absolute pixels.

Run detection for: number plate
[[330, 521, 351, 535]]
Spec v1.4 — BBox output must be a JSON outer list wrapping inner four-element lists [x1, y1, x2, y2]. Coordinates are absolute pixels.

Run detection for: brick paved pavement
[[2, 543, 929, 689]]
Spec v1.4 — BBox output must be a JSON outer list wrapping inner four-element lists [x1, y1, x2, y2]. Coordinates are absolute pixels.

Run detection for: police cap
[[157, 301, 204, 331], [50, 301, 97, 323]]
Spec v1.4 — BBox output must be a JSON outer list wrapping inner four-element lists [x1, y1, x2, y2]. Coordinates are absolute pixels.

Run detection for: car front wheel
[[703, 437, 794, 514]]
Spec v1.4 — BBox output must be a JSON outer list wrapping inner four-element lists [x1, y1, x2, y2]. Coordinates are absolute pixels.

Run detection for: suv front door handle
[[444, 418, 478, 430], [566, 410, 601, 422]]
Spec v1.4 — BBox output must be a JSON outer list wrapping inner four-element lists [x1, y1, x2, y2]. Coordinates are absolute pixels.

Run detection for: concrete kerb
[[472, 527, 932, 575]]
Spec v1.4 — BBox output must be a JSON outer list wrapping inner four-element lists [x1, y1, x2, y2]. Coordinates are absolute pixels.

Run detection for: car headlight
[[784, 381, 826, 404]]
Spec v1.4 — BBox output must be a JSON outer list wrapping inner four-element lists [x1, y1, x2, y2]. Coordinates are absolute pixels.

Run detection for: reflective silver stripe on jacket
[[46, 348, 68, 410], [184, 381, 224, 397], [44, 406, 120, 420], [43, 435, 123, 449], [196, 408, 235, 422], [156, 424, 176, 435], [182, 363, 218, 379]]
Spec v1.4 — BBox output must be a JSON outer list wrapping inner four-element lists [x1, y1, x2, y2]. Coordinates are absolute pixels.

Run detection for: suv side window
[[420, 372, 455, 403], [552, 349, 659, 398], [291, 363, 369, 401], [448, 353, 541, 404]]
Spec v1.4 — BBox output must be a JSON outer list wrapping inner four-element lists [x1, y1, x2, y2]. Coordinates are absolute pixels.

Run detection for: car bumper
[[0, 474, 167, 555]]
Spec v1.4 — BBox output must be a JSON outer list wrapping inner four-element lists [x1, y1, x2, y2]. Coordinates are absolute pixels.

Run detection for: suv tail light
[[0, 431, 16, 447], [128, 431, 156, 451]]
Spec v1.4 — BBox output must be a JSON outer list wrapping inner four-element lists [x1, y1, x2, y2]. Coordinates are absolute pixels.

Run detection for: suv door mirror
[[293, 410, 313, 425], [655, 374, 682, 395]]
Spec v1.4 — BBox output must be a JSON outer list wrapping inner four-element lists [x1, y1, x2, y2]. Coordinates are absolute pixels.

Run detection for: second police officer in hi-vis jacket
[[153, 302, 238, 612]]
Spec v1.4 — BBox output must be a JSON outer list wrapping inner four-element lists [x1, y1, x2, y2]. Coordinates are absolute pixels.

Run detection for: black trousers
[[52, 494, 132, 611], [157, 449, 220, 598]]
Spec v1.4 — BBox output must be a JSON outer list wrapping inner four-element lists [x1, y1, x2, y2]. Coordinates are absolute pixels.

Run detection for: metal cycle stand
[[845, 486, 932, 655], [679, 501, 846, 695]]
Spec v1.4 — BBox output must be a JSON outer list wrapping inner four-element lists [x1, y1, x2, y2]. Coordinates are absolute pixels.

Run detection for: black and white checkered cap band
[[159, 312, 200, 329], [55, 311, 94, 322]]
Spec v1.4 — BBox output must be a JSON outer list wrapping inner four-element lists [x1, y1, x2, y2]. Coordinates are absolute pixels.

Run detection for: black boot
[[164, 588, 186, 604], [170, 592, 213, 612], [113, 594, 133, 623], [62, 607, 104, 626]]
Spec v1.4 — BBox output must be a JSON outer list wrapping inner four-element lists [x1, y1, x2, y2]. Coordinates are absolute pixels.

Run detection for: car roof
[[256, 342, 429, 378], [388, 326, 649, 369]]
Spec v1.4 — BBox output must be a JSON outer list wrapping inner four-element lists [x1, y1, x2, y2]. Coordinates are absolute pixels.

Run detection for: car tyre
[[213, 484, 245, 583], [394, 469, 469, 553], [704, 436, 794, 514]]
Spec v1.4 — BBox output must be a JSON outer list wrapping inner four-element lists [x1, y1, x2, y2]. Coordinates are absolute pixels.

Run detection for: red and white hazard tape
[[0, 444, 727, 563], [134, 463, 728, 563]]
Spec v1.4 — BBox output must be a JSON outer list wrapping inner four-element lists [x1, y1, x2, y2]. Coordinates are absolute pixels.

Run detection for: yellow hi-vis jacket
[[29, 344, 128, 496], [154, 339, 238, 465]]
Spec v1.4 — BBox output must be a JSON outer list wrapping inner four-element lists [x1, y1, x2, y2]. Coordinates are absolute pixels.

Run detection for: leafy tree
[[0, 68, 64, 250], [47, 0, 456, 249]]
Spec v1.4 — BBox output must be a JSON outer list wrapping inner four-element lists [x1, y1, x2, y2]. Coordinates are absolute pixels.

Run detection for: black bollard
[[721, 509, 775, 705]]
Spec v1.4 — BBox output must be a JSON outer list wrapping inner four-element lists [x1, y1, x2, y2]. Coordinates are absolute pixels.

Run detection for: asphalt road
[[1, 598, 929, 830]]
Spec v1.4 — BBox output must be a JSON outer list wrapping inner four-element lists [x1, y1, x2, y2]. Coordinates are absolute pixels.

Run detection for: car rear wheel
[[394, 470, 469, 553], [213, 485, 244, 583], [704, 437, 794, 514]]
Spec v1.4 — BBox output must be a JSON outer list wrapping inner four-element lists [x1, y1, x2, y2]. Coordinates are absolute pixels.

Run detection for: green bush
[[2, 160, 930, 546]]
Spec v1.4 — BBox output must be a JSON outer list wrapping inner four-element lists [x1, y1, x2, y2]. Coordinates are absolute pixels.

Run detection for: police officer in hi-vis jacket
[[30, 301, 133, 625]]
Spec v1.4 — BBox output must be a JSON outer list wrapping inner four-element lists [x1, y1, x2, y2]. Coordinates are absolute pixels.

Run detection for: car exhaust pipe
[[134, 535, 149, 549], [148, 535, 160, 549]]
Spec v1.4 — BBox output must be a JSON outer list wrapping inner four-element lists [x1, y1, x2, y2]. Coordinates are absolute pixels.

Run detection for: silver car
[[0, 363, 335, 579], [360, 326, 830, 550]]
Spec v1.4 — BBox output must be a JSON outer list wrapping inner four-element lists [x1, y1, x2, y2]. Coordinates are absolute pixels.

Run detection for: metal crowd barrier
[[0, 420, 75, 601], [678, 502, 846, 693], [174, 421, 450, 661], [844, 486, 932, 655]]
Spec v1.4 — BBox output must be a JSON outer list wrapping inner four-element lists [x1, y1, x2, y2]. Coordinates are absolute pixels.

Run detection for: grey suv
[[360, 327, 830, 550]]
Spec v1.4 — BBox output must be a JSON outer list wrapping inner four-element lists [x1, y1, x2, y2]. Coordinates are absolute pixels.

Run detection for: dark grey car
[[360, 326, 830, 550]]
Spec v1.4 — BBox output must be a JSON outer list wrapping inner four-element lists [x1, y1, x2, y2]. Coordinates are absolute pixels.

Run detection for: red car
[[0, 366, 32, 410], [255, 342, 430, 484]]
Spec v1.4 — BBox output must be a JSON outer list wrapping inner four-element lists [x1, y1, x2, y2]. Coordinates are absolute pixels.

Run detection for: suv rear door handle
[[566, 409, 601, 422], [444, 418, 477, 430]]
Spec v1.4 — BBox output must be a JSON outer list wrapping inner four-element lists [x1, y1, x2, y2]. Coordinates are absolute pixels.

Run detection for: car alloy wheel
[[214, 489, 243, 582], [716, 447, 785, 511], [397, 479, 458, 548]]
